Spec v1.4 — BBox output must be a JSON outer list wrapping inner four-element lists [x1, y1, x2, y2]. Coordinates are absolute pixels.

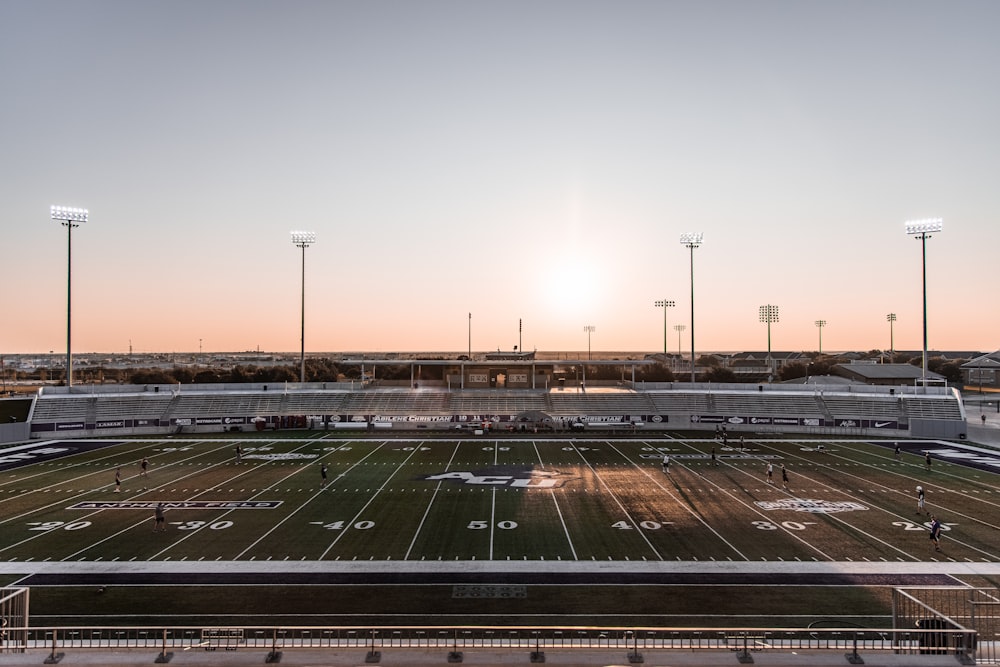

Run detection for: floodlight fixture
[[759, 304, 779, 381], [680, 232, 703, 382], [814, 320, 827, 354], [50, 206, 89, 223], [583, 325, 596, 361], [904, 218, 943, 385], [291, 231, 317, 383], [654, 300, 675, 358], [905, 219, 943, 236], [51, 204, 88, 388], [291, 231, 316, 246]]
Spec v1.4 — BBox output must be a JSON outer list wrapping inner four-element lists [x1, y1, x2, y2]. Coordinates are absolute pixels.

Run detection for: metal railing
[[12, 625, 985, 663]]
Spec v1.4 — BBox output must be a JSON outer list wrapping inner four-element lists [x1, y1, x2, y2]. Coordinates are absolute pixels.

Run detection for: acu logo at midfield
[[421, 468, 577, 488]]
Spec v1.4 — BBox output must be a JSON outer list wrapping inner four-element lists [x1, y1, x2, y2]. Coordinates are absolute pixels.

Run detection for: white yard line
[[318, 442, 424, 561], [568, 440, 663, 561], [0, 440, 239, 555], [403, 442, 462, 560], [609, 439, 749, 560], [534, 439, 578, 560]]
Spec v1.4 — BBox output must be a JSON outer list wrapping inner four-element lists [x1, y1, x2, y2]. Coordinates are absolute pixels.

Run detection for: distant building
[[961, 351, 1000, 390], [832, 361, 945, 386]]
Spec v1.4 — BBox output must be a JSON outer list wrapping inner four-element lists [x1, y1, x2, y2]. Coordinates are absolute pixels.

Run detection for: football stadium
[[1, 376, 998, 666]]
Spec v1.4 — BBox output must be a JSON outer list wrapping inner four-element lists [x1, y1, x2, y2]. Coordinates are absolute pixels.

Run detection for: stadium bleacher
[[20, 381, 967, 440]]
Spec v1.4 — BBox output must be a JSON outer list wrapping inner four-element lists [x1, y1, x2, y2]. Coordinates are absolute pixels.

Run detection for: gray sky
[[2, 1, 998, 354]]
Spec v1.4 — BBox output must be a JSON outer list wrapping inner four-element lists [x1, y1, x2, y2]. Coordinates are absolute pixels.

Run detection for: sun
[[540, 257, 605, 315]]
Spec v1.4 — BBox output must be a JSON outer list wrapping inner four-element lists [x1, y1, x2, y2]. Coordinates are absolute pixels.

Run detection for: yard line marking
[[0, 440, 240, 555], [609, 440, 748, 560], [232, 442, 359, 560], [403, 442, 462, 560], [567, 441, 663, 561], [319, 442, 422, 561], [749, 440, 1000, 560], [659, 436, 836, 561], [534, 440, 578, 560], [57, 439, 299, 562]]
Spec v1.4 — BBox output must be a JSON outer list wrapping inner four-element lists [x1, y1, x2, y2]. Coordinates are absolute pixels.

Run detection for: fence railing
[[9, 625, 986, 663]]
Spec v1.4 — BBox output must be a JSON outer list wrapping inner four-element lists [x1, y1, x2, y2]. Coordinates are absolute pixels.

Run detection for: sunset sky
[[2, 1, 998, 356]]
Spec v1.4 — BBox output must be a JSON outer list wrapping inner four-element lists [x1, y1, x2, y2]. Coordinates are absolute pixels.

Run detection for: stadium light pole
[[583, 325, 596, 361], [673, 324, 686, 358], [905, 219, 943, 386], [680, 233, 703, 382], [759, 304, 779, 382], [654, 300, 675, 358], [51, 206, 88, 388], [886, 313, 896, 359], [814, 320, 827, 354], [291, 231, 316, 384]]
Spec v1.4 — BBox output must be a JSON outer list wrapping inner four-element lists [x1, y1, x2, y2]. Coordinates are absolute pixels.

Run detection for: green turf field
[[2, 433, 998, 626]]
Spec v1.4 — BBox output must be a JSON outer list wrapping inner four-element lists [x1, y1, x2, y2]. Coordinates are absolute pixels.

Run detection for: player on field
[[916, 485, 925, 514], [139, 457, 148, 490], [710, 447, 718, 466], [235, 445, 243, 463], [765, 462, 774, 484], [925, 451, 932, 471], [153, 503, 166, 532], [781, 464, 789, 490], [662, 454, 670, 473], [321, 463, 328, 487], [894, 443, 901, 460], [114, 467, 121, 493], [928, 515, 942, 552]]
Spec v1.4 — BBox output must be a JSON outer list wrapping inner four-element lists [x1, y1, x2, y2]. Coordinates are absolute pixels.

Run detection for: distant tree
[[307, 358, 340, 382], [193, 369, 221, 383], [131, 369, 174, 384], [779, 362, 807, 381], [929, 357, 965, 384], [171, 367, 196, 384], [637, 363, 675, 382], [696, 355, 721, 368], [705, 367, 736, 383]]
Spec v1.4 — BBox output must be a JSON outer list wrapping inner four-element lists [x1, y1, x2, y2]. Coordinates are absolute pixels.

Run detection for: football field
[[2, 433, 998, 565]]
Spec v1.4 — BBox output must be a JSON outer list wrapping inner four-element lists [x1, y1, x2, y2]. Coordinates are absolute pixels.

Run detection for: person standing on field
[[114, 467, 121, 493], [781, 464, 789, 490], [928, 515, 943, 552], [916, 485, 925, 515], [153, 503, 166, 532], [662, 454, 670, 473]]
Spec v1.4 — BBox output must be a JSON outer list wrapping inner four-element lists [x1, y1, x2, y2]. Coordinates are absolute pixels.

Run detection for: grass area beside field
[[26, 583, 894, 628]]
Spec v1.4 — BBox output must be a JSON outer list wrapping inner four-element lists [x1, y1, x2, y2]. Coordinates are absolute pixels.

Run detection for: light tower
[[814, 320, 827, 354], [905, 219, 943, 385], [291, 231, 316, 383], [51, 205, 88, 388], [886, 313, 896, 359], [673, 324, 686, 358], [583, 325, 596, 361], [654, 300, 675, 358], [680, 233, 703, 382], [759, 304, 779, 381]]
